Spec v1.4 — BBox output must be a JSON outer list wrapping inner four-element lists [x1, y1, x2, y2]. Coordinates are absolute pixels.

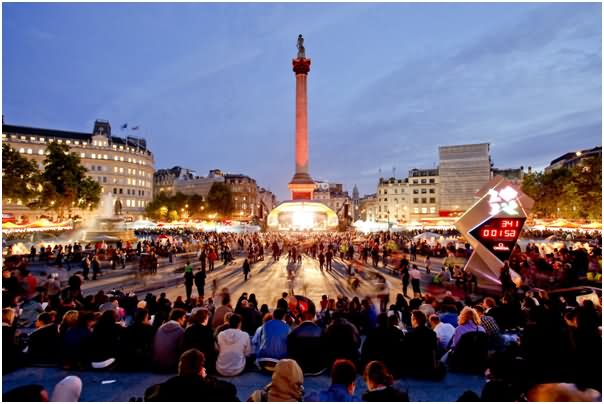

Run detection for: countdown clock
[[469, 218, 525, 262]]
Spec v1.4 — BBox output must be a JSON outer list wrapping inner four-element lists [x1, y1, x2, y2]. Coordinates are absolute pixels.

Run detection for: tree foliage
[[145, 192, 208, 220], [206, 182, 234, 217], [2, 143, 41, 206], [521, 156, 602, 220]]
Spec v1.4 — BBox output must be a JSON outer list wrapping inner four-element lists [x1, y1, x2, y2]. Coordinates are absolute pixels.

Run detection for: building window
[[429, 179, 435, 184], [97, 166, 102, 171], [429, 189, 435, 194], [429, 198, 436, 203], [421, 207, 427, 214], [429, 207, 436, 213], [113, 188, 117, 194], [421, 189, 427, 194], [413, 180, 418, 184], [421, 179, 427, 184], [413, 198, 419, 204], [414, 208, 419, 213], [91, 166, 95, 171], [413, 189, 419, 194], [81, 153, 85, 158], [27, 148, 32, 154], [119, 188, 123, 194], [421, 198, 427, 203], [38, 149, 44, 155]]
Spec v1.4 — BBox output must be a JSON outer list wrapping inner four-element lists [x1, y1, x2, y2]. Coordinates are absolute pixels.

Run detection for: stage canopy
[[267, 201, 338, 231]]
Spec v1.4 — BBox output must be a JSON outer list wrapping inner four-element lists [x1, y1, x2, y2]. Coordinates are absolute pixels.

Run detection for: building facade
[[544, 146, 602, 173], [359, 194, 377, 222], [225, 174, 259, 221], [377, 177, 409, 223], [438, 143, 491, 217], [313, 182, 352, 221], [408, 168, 439, 220], [2, 120, 155, 218]]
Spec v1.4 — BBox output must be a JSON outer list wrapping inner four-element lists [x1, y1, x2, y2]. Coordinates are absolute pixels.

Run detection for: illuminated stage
[[267, 201, 338, 231]]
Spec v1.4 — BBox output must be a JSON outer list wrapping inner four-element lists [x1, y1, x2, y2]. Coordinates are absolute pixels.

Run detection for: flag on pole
[[121, 123, 128, 130], [131, 126, 140, 131]]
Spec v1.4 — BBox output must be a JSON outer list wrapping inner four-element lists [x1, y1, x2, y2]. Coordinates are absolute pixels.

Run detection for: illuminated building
[[2, 120, 155, 218], [544, 146, 601, 173]]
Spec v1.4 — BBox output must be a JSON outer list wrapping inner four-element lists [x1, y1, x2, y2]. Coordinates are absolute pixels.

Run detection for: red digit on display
[[482, 229, 490, 237]]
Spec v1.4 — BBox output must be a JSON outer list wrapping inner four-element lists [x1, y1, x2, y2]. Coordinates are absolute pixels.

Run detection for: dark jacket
[[362, 386, 409, 402], [305, 384, 360, 402], [122, 323, 155, 370], [91, 321, 125, 363], [403, 325, 440, 379], [194, 271, 206, 288], [146, 374, 238, 402], [287, 320, 326, 374], [325, 317, 360, 366], [361, 325, 405, 378], [3, 324, 21, 374], [62, 325, 93, 368], [28, 324, 60, 365], [182, 323, 216, 370]]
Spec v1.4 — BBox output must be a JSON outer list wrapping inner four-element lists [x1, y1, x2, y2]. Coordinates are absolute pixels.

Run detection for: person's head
[[3, 384, 48, 402], [474, 305, 485, 317], [190, 308, 209, 326], [273, 308, 286, 321], [3, 307, 16, 326], [411, 310, 426, 328], [268, 359, 305, 401], [458, 307, 481, 326], [364, 361, 394, 390], [134, 308, 150, 325], [429, 314, 440, 328], [50, 376, 82, 402], [221, 293, 231, 306], [229, 313, 242, 329], [178, 349, 206, 378], [483, 297, 496, 309], [240, 299, 249, 309], [376, 312, 388, 328], [169, 308, 187, 326], [35, 312, 53, 329], [61, 310, 79, 329], [301, 310, 315, 322], [331, 359, 357, 395], [282, 292, 288, 299]]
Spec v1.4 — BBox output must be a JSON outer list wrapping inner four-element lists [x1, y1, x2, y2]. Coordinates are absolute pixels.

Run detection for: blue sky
[[3, 3, 602, 200]]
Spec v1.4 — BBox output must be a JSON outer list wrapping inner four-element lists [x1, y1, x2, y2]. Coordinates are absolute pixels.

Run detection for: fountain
[[78, 193, 136, 242]]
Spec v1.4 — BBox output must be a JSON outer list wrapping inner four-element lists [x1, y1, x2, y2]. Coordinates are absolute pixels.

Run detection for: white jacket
[[216, 328, 251, 376]]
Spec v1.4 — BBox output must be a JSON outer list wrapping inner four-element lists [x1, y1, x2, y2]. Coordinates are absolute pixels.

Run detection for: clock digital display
[[469, 217, 525, 262]]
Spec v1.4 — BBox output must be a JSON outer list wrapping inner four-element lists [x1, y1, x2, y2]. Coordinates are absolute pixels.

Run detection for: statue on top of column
[[296, 34, 306, 59]]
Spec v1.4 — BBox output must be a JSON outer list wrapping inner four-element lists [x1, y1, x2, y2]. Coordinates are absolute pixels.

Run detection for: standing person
[[199, 248, 207, 272], [318, 252, 325, 271], [424, 255, 432, 274], [91, 255, 101, 281], [82, 255, 91, 281], [243, 259, 251, 282], [208, 249, 217, 272], [409, 264, 422, 298], [401, 265, 410, 298], [410, 243, 417, 262], [184, 262, 194, 301], [325, 249, 333, 272], [194, 267, 206, 299]]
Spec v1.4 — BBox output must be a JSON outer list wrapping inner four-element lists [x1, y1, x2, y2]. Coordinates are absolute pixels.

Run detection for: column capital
[[292, 58, 311, 75]]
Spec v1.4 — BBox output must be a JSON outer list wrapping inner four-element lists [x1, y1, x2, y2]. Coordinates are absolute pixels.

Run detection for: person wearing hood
[[305, 359, 360, 402], [50, 376, 82, 402], [216, 313, 251, 376], [248, 359, 304, 402], [152, 308, 186, 372]]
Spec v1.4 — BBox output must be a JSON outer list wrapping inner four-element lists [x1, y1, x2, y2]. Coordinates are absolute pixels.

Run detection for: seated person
[[248, 359, 304, 401], [152, 309, 186, 373], [253, 308, 290, 361], [287, 310, 327, 375], [27, 312, 59, 365], [182, 308, 216, 372], [362, 361, 409, 401], [146, 349, 238, 401], [216, 314, 251, 376], [305, 359, 360, 402], [451, 307, 485, 350], [403, 310, 442, 379], [429, 314, 455, 356], [325, 312, 361, 368]]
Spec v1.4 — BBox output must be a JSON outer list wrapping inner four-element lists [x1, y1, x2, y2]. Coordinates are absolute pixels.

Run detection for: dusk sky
[[3, 3, 602, 200]]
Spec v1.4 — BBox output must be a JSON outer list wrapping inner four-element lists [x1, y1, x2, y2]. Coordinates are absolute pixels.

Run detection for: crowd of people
[[2, 229, 602, 402]]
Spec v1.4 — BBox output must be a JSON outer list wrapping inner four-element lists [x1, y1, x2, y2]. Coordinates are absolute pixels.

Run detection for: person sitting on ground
[[474, 305, 501, 348], [450, 307, 485, 350], [253, 308, 290, 363], [287, 310, 327, 375], [403, 310, 442, 379], [362, 361, 409, 402], [90, 309, 125, 368], [305, 359, 360, 402], [361, 313, 405, 379], [145, 349, 238, 402], [215, 312, 234, 338], [122, 308, 155, 370], [182, 308, 216, 373], [325, 312, 361, 368], [429, 314, 455, 356], [3, 307, 21, 374], [152, 308, 187, 372], [212, 293, 233, 330], [249, 359, 304, 402], [438, 304, 458, 327], [27, 311, 60, 365], [216, 313, 252, 377]]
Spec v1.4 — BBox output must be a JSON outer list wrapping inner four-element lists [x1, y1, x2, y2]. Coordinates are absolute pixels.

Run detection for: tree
[[206, 182, 234, 217], [2, 143, 41, 206], [40, 142, 101, 218]]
